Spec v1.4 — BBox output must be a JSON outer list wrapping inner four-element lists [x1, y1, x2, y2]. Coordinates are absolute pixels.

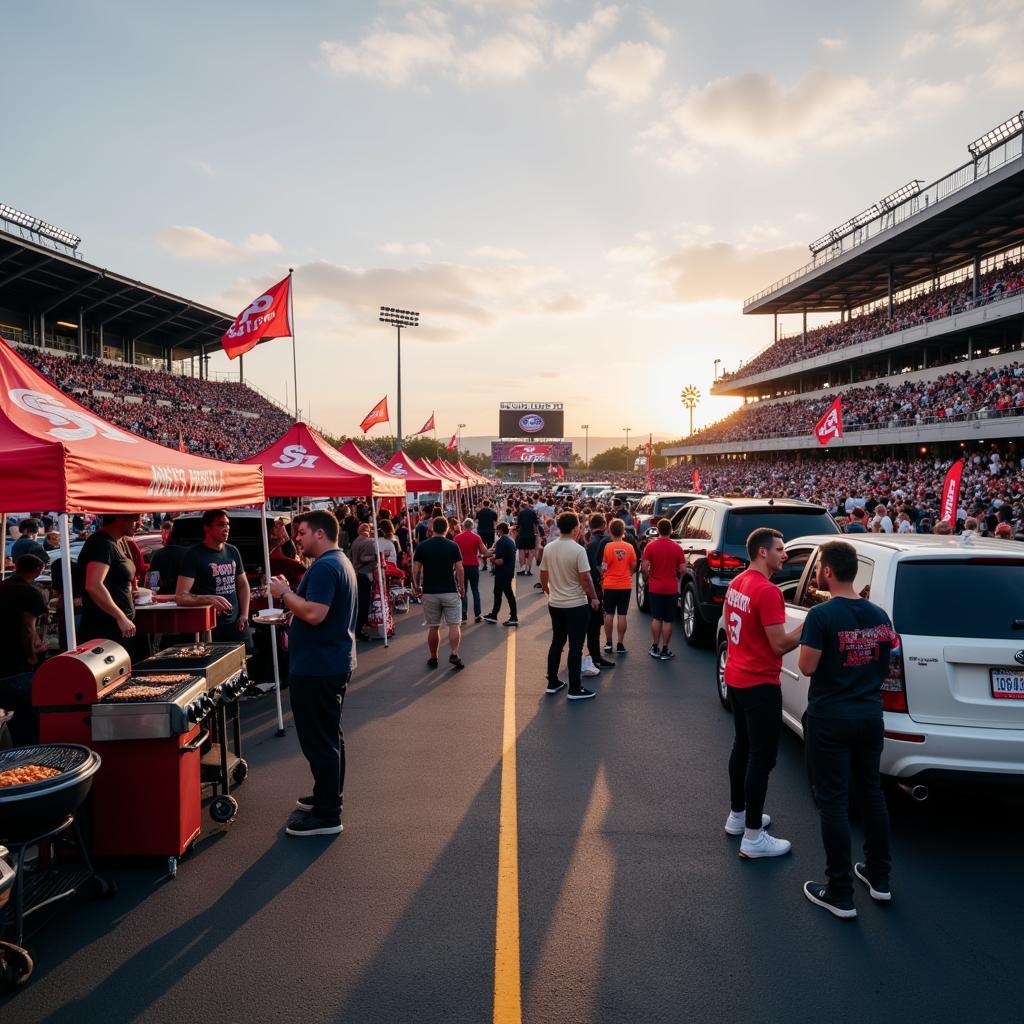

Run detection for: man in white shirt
[[540, 512, 601, 701]]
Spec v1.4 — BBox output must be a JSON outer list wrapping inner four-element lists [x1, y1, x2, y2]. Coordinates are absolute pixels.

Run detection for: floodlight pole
[[288, 268, 298, 420], [380, 306, 419, 451], [623, 427, 631, 471], [396, 325, 403, 449], [581, 424, 589, 468]]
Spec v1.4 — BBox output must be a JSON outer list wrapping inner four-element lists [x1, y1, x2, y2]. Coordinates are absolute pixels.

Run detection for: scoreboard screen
[[498, 401, 564, 438], [492, 442, 572, 464]]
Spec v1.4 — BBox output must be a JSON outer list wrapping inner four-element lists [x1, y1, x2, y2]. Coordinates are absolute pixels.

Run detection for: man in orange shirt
[[601, 518, 636, 653]]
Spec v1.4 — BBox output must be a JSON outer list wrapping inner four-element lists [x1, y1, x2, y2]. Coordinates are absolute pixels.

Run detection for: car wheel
[[716, 638, 731, 710], [681, 584, 711, 648], [636, 570, 650, 612]]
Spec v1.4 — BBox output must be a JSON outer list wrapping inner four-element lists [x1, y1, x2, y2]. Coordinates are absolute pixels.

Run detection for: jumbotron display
[[491, 441, 572, 464], [498, 401, 564, 438]]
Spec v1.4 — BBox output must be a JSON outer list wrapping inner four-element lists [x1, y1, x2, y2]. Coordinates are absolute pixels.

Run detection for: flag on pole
[[360, 396, 389, 434], [177, 428, 187, 454], [413, 413, 435, 435], [446, 433, 457, 451], [646, 433, 654, 492], [557, 465, 564, 478], [692, 468, 701, 493], [221, 275, 292, 360], [940, 458, 965, 524], [814, 396, 843, 445]]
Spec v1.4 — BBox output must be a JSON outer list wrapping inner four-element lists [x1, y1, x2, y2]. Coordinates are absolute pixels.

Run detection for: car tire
[[681, 583, 712, 648], [716, 637, 731, 711], [636, 570, 650, 612]]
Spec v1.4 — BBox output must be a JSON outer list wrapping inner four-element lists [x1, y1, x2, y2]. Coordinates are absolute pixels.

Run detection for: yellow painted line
[[493, 619, 521, 1024]]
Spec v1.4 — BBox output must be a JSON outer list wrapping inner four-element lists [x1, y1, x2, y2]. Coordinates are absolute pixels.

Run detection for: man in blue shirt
[[482, 522, 518, 626], [269, 510, 357, 838]]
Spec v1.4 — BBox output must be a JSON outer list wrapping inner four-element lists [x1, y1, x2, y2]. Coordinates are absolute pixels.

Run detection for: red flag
[[446, 433, 457, 451], [692, 468, 701, 493], [222, 275, 292, 360], [177, 428, 187, 454], [413, 413, 435, 435], [557, 465, 564, 478], [940, 458, 965, 524], [360, 396, 389, 434], [814, 396, 843, 445]]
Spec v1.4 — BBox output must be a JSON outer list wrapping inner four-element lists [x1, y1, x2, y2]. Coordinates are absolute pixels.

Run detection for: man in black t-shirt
[[0, 555, 48, 744], [798, 540, 896, 919], [176, 510, 251, 645], [412, 517, 465, 670], [515, 503, 539, 576], [476, 499, 498, 572]]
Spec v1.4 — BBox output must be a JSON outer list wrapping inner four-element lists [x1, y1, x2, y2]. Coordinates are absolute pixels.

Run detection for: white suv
[[716, 534, 1024, 794]]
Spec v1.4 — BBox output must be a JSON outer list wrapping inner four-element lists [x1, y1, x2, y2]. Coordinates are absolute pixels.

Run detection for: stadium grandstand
[[657, 111, 1024, 530], [0, 203, 295, 459]]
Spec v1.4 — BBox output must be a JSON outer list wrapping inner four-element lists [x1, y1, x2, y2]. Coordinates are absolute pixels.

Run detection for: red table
[[134, 602, 217, 641]]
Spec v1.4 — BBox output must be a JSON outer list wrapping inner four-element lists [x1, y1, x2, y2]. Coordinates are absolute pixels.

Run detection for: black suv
[[170, 509, 281, 576], [634, 492, 701, 548], [635, 497, 840, 646]]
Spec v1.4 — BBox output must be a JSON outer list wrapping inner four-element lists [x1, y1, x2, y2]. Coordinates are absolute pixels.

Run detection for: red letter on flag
[[221, 275, 292, 360], [360, 396, 389, 434], [814, 397, 843, 445], [940, 458, 965, 524]]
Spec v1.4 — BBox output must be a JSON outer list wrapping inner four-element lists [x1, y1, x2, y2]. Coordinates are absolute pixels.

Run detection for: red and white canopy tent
[[0, 333, 266, 645], [242, 422, 404, 648], [381, 452, 456, 492]]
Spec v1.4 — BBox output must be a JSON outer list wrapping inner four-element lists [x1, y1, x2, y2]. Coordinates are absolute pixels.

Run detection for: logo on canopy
[[390, 461, 409, 476], [272, 444, 319, 470], [9, 388, 137, 444]]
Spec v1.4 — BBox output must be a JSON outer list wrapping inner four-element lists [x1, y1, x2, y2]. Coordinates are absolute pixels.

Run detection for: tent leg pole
[[260, 503, 286, 737], [371, 499, 389, 647], [0, 514, 5, 581], [58, 514, 77, 650]]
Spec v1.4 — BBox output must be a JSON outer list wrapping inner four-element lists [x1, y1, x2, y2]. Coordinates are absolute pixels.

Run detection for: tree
[[589, 444, 640, 472]]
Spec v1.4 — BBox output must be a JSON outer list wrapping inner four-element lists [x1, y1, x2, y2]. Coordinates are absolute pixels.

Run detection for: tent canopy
[[456, 460, 488, 486], [0, 336, 264, 512], [243, 422, 404, 498], [382, 451, 455, 491], [424, 457, 466, 488]]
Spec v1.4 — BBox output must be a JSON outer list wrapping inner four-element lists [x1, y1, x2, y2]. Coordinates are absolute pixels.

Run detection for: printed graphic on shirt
[[210, 561, 238, 596], [837, 624, 897, 667]]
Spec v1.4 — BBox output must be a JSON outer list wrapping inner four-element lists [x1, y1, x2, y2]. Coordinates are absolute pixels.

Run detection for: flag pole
[[288, 267, 298, 421]]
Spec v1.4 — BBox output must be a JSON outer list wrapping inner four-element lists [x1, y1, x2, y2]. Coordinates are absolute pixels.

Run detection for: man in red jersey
[[640, 518, 685, 661], [723, 528, 802, 859]]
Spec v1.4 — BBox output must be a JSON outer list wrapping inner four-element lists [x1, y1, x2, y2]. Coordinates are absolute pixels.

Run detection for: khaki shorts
[[422, 592, 462, 626]]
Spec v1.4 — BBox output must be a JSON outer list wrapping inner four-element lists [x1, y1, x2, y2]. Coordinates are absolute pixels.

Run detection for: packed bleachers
[[17, 347, 294, 459], [721, 257, 1024, 383], [679, 360, 1024, 446]]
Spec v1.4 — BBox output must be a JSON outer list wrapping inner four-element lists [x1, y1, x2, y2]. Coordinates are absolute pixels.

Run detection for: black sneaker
[[649, 643, 661, 658], [285, 812, 343, 837], [533, 582, 543, 590], [483, 615, 498, 624], [461, 615, 468, 623], [449, 654, 465, 671], [526, 570, 533, 576], [427, 657, 439, 669], [616, 643, 627, 654], [567, 687, 596, 701], [295, 795, 314, 812], [803, 881, 856, 919], [854, 863, 892, 902], [660, 647, 675, 661], [545, 679, 567, 695], [475, 615, 483, 623], [603, 642, 614, 653], [503, 618, 519, 627], [596, 658, 615, 668]]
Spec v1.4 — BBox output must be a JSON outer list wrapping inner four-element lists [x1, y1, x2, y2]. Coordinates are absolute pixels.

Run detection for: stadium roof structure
[[0, 223, 234, 357], [744, 118, 1024, 315]]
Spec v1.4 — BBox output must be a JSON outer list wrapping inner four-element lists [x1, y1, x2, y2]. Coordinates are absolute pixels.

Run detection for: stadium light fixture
[[680, 385, 701, 438], [379, 306, 419, 450], [879, 180, 924, 210], [0, 202, 81, 250], [967, 112, 1024, 159]]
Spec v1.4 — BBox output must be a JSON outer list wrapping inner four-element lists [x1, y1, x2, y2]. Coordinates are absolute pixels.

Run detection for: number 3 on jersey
[[728, 611, 742, 646]]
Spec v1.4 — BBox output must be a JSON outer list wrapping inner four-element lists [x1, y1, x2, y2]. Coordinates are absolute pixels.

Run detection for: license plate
[[990, 668, 1024, 700]]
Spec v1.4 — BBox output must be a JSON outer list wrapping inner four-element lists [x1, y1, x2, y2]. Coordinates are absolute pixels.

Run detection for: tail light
[[707, 551, 746, 572], [881, 633, 908, 713]]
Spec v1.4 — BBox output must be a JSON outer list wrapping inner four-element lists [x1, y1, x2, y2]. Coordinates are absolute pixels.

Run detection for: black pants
[[728, 684, 782, 830], [356, 573, 372, 634], [461, 566, 481, 617], [289, 672, 350, 820], [547, 604, 589, 693], [489, 576, 517, 620], [806, 715, 892, 899], [586, 599, 603, 661]]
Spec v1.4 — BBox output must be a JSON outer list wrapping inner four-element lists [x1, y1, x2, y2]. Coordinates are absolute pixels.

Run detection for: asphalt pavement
[[4, 574, 1021, 1023]]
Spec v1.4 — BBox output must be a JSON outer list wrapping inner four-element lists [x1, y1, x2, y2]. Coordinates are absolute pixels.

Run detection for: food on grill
[[172, 644, 212, 658], [129, 674, 193, 684], [112, 684, 173, 701], [0, 764, 61, 787]]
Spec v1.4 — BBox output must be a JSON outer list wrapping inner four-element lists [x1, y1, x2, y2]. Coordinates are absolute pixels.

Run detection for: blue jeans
[[461, 566, 481, 617]]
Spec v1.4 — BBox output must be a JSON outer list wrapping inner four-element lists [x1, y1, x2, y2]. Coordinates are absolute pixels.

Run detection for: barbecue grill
[[0, 744, 101, 839], [91, 675, 207, 741]]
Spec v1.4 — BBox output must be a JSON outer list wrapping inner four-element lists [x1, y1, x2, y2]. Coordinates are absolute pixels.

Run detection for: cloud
[[158, 226, 282, 262], [900, 31, 939, 58], [553, 5, 621, 61], [606, 244, 656, 263], [653, 242, 809, 303], [379, 241, 433, 256], [471, 245, 528, 260], [460, 33, 542, 81], [586, 42, 666, 108], [640, 10, 673, 44], [189, 158, 216, 177], [541, 293, 590, 314], [819, 37, 846, 50]]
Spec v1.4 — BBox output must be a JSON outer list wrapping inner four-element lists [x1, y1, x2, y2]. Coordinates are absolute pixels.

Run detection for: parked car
[[170, 509, 271, 576], [715, 533, 1024, 792], [636, 497, 840, 641], [633, 492, 701, 541]]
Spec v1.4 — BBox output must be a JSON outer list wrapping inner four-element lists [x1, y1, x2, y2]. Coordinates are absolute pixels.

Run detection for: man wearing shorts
[[640, 518, 684, 661], [601, 518, 636, 653], [412, 517, 466, 671], [515, 501, 540, 575]]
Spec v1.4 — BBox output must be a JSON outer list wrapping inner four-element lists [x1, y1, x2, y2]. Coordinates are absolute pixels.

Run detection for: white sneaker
[[581, 656, 601, 678], [725, 811, 771, 836], [738, 830, 791, 859]]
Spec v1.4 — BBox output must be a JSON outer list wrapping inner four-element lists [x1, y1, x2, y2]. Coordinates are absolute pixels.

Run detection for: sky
[[5, 0, 1024, 441]]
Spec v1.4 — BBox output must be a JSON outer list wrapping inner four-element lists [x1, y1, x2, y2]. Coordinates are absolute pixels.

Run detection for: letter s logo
[[272, 444, 318, 470], [9, 388, 137, 443]]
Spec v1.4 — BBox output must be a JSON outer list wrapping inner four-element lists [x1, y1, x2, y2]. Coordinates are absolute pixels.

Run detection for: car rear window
[[894, 559, 1024, 640], [656, 498, 689, 516], [724, 510, 839, 547]]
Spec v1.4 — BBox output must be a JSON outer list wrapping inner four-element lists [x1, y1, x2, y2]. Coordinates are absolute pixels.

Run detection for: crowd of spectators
[[722, 257, 1024, 383], [17, 347, 295, 459], [682, 360, 1024, 446]]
